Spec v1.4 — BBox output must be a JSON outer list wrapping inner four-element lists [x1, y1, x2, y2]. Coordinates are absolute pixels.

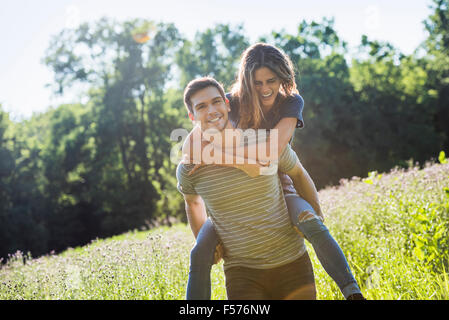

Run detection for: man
[[176, 77, 316, 299]]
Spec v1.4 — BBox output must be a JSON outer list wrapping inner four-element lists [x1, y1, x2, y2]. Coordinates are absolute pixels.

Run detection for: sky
[[0, 0, 434, 120]]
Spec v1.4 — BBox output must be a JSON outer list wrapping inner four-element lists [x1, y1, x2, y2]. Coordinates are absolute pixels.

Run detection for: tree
[[0, 107, 51, 258], [350, 37, 443, 171], [263, 18, 443, 187], [43, 18, 185, 237], [176, 24, 250, 89], [423, 0, 449, 150]]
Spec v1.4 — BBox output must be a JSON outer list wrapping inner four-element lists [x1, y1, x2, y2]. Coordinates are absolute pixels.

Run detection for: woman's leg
[[284, 194, 363, 299], [186, 218, 220, 300]]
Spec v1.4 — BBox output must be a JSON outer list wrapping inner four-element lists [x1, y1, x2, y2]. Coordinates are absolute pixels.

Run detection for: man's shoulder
[[278, 144, 298, 173], [176, 162, 195, 179]]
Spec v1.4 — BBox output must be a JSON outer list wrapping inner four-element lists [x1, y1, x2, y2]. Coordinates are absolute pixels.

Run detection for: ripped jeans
[[284, 194, 360, 299], [186, 194, 361, 300]]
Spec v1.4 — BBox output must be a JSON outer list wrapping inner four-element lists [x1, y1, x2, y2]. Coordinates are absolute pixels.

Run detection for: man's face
[[190, 86, 231, 132]]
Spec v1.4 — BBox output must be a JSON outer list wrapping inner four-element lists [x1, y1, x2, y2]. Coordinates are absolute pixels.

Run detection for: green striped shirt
[[177, 144, 306, 270]]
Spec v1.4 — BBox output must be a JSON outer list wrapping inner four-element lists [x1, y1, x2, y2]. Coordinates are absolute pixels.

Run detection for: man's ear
[[188, 112, 195, 121], [225, 98, 231, 112]]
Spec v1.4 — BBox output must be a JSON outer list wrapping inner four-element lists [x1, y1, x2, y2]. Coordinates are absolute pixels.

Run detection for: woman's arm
[[215, 93, 303, 163], [212, 117, 297, 163], [181, 125, 264, 176], [285, 158, 324, 221]]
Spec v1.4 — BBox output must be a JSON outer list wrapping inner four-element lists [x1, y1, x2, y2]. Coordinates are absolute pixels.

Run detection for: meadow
[[1, 160, 448, 300]]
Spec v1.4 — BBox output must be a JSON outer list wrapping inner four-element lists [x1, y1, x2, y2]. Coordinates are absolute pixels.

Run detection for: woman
[[182, 43, 365, 300]]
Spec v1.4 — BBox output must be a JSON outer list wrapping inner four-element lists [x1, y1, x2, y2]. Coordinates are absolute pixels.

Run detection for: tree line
[[1, 0, 448, 261]]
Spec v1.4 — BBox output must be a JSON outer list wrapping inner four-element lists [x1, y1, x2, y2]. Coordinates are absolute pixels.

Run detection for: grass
[[1, 161, 449, 300]]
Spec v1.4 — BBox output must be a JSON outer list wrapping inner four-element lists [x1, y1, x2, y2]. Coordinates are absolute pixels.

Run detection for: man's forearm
[[184, 198, 208, 238]]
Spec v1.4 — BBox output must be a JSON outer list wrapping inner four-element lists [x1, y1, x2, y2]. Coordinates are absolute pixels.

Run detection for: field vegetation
[[1, 160, 448, 300]]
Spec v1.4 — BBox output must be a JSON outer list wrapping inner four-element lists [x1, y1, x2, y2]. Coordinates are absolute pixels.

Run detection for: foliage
[[175, 23, 249, 89], [422, 0, 449, 151]]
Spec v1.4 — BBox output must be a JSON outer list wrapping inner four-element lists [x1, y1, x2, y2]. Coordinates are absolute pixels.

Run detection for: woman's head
[[231, 43, 298, 129]]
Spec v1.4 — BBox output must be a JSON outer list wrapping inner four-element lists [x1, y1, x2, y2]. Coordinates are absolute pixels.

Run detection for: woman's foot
[[347, 293, 366, 300]]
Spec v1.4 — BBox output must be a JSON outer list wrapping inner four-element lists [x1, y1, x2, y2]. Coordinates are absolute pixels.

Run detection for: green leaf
[[439, 151, 447, 164], [434, 224, 446, 240], [413, 246, 425, 261], [444, 187, 449, 197], [416, 214, 429, 222], [427, 252, 436, 263]]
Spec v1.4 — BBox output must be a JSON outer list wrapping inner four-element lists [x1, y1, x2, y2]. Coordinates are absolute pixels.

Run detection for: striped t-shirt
[[177, 144, 306, 271]]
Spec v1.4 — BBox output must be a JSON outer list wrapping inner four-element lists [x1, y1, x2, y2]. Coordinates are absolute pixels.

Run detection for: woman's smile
[[254, 67, 281, 110]]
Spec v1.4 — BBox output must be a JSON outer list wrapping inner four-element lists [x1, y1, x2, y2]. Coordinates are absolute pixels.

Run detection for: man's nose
[[207, 103, 217, 113]]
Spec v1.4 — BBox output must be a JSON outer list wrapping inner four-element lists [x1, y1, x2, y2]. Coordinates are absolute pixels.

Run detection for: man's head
[[183, 77, 231, 132]]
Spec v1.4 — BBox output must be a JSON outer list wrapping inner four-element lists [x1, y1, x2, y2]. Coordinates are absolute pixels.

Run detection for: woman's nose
[[262, 84, 271, 93]]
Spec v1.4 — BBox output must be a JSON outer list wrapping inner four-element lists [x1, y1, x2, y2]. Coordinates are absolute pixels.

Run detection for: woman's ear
[[188, 112, 195, 121], [225, 98, 231, 112]]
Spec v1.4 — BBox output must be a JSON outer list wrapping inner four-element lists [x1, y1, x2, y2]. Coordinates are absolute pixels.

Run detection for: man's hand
[[181, 126, 209, 165], [293, 226, 305, 238], [232, 163, 262, 177], [213, 242, 224, 264]]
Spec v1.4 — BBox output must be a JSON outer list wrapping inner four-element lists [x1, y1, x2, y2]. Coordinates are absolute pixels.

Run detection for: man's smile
[[208, 115, 223, 123]]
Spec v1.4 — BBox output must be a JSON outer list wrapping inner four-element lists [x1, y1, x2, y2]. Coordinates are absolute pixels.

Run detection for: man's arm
[[182, 125, 205, 164], [285, 158, 324, 221], [183, 193, 208, 238]]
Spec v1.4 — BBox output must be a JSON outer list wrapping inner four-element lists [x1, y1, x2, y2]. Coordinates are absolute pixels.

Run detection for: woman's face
[[253, 67, 281, 110]]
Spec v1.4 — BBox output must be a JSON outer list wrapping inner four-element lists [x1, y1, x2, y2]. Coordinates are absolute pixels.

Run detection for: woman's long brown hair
[[230, 43, 298, 129]]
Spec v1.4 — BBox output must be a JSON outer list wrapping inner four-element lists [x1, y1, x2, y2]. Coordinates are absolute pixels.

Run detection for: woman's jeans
[[284, 194, 360, 299], [186, 218, 219, 300], [186, 194, 361, 300]]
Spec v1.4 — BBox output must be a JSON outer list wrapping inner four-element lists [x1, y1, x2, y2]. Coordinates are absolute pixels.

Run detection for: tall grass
[[1, 162, 448, 300]]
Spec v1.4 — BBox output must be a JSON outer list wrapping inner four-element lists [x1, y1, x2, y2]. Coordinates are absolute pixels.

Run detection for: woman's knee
[[296, 214, 329, 239], [285, 195, 315, 222], [190, 240, 216, 268]]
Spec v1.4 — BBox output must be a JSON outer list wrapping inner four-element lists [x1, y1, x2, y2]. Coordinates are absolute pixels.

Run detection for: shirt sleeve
[[176, 163, 198, 195], [278, 94, 304, 128], [277, 144, 299, 173]]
